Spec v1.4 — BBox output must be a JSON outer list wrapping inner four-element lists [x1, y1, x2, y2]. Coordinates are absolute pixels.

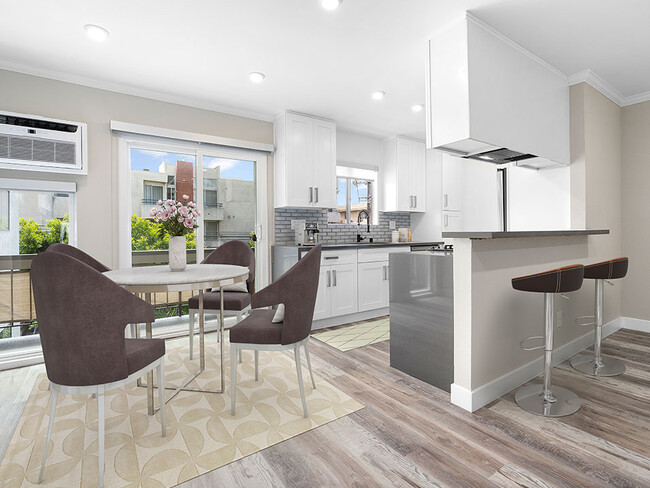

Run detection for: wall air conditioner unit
[[0, 111, 87, 174]]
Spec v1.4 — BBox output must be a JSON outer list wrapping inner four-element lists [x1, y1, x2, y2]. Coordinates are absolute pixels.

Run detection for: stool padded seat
[[512, 265, 584, 293], [583, 257, 628, 280]]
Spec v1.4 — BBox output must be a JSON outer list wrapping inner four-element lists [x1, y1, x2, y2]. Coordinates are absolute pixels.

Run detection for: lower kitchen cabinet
[[313, 258, 358, 321], [357, 261, 390, 311]]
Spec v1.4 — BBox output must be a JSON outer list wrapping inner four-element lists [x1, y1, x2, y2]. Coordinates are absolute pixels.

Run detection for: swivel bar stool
[[571, 257, 628, 376], [512, 264, 584, 417]]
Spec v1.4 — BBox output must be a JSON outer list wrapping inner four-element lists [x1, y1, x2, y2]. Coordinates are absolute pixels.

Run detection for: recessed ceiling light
[[411, 104, 424, 113], [84, 24, 110, 42], [248, 72, 266, 83], [372, 91, 386, 100], [321, 0, 342, 10]]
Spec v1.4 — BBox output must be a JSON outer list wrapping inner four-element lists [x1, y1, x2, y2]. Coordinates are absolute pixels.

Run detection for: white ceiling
[[1, 0, 649, 139]]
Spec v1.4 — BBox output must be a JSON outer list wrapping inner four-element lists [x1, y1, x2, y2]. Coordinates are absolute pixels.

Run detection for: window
[[143, 184, 163, 204], [0, 178, 76, 368], [203, 178, 218, 207], [336, 177, 372, 225]]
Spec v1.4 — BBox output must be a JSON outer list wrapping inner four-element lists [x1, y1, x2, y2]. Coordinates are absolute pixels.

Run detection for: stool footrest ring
[[520, 336, 545, 351], [575, 315, 596, 327]]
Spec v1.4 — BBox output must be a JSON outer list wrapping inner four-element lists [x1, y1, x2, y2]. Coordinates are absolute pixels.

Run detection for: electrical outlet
[[556, 310, 563, 328], [389, 220, 396, 230]]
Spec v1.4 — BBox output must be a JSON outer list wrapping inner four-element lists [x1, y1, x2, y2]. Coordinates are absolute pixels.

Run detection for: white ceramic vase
[[168, 235, 187, 272]]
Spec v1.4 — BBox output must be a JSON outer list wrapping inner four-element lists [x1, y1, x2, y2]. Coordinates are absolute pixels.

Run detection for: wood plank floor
[[1, 329, 649, 487]]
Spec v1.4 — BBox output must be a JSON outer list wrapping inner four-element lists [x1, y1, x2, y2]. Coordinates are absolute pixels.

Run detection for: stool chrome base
[[515, 384, 581, 417], [570, 354, 626, 377]]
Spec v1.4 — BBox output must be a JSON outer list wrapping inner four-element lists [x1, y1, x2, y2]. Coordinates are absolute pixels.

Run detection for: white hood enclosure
[[426, 14, 570, 170]]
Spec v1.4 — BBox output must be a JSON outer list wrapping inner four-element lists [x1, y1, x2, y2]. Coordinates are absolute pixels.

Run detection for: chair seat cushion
[[229, 309, 282, 345], [188, 291, 251, 311], [512, 264, 584, 293], [125, 338, 165, 375], [584, 257, 628, 280]]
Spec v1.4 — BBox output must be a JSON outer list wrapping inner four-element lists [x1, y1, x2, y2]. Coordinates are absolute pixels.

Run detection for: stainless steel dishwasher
[[389, 249, 454, 392]]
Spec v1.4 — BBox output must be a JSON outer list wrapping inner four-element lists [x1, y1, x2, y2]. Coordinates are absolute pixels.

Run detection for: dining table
[[103, 263, 249, 414]]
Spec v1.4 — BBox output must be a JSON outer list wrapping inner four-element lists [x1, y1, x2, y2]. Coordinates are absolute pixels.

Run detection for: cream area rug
[[312, 317, 389, 352], [0, 334, 363, 487]]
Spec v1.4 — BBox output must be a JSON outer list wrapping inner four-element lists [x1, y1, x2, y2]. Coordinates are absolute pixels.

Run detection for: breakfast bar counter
[[444, 229, 612, 412]]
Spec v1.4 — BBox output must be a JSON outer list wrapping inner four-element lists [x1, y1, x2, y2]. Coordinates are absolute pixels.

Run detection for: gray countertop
[[441, 229, 609, 239], [273, 241, 443, 251]]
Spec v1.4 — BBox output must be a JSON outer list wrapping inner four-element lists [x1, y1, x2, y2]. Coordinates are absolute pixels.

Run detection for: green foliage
[[131, 215, 196, 251], [19, 214, 69, 254]]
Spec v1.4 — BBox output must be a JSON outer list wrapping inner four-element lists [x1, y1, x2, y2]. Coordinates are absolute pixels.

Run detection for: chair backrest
[[46, 242, 111, 273], [278, 244, 322, 345], [31, 252, 153, 387], [203, 240, 255, 293]]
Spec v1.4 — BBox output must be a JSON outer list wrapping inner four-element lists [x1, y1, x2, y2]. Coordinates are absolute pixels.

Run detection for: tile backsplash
[[274, 208, 411, 245]]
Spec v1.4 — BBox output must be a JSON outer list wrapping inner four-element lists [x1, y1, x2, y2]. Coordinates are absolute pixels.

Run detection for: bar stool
[[512, 264, 584, 417], [571, 257, 628, 376]]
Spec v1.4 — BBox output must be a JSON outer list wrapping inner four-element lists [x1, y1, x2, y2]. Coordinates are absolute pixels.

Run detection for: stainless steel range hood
[[426, 14, 570, 170]]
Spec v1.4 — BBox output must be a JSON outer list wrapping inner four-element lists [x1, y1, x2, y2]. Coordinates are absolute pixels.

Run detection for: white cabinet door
[[442, 154, 462, 211], [312, 268, 331, 321], [313, 119, 337, 208], [329, 263, 358, 317], [286, 113, 314, 207], [442, 211, 463, 231], [396, 138, 412, 211], [409, 140, 426, 212], [358, 261, 389, 312]]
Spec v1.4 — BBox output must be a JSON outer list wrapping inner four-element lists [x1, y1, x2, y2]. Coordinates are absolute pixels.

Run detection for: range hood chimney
[[426, 14, 570, 170]]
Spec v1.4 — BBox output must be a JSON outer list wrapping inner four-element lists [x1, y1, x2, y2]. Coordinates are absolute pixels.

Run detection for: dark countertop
[[273, 241, 443, 251], [441, 229, 609, 239]]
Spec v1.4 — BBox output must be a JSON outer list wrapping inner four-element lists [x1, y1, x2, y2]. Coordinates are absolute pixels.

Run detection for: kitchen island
[[443, 229, 613, 412]]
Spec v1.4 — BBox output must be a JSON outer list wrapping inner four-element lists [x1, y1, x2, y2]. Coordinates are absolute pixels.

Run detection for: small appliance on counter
[[302, 222, 320, 245]]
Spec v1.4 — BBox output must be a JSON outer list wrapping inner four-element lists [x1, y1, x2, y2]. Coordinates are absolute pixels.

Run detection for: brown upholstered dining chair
[[31, 252, 166, 488], [230, 244, 321, 418], [46, 242, 111, 272], [187, 240, 255, 359]]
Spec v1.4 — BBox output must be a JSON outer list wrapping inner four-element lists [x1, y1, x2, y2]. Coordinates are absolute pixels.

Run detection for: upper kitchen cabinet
[[381, 136, 426, 213], [274, 112, 336, 208], [426, 14, 570, 169]]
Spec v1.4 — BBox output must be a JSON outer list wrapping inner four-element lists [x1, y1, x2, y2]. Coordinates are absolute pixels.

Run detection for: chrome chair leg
[[516, 293, 581, 417], [230, 344, 237, 415], [304, 341, 316, 389], [571, 279, 626, 376], [254, 350, 259, 381]]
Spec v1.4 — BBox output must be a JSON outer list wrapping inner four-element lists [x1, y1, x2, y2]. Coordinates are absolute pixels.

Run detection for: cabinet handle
[[309, 187, 313, 203], [386, 266, 389, 281], [315, 187, 319, 203], [414, 195, 417, 208], [333, 269, 337, 287], [383, 265, 387, 280], [324, 256, 339, 260], [327, 270, 331, 287], [444, 194, 448, 208], [444, 214, 449, 227]]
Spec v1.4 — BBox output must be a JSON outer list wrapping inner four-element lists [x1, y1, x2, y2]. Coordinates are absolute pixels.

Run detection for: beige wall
[[621, 100, 650, 320], [0, 69, 273, 267]]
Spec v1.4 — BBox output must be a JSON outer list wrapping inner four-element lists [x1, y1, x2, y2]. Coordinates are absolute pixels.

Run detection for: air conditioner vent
[[0, 110, 86, 174]]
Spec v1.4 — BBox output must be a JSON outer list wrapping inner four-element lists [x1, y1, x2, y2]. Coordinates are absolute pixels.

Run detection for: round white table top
[[103, 264, 249, 292]]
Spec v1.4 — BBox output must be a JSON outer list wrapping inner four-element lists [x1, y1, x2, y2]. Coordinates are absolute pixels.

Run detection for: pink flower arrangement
[[150, 198, 200, 237]]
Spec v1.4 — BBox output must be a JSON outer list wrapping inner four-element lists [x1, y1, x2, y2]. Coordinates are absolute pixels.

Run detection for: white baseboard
[[621, 316, 650, 333], [451, 317, 622, 412], [311, 308, 389, 330]]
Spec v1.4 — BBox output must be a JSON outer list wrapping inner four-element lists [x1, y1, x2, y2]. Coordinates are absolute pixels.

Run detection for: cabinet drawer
[[321, 249, 357, 266], [357, 246, 410, 263]]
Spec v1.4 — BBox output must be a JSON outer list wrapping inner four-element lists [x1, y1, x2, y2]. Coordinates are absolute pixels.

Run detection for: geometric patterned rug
[[0, 334, 363, 488], [311, 317, 389, 351]]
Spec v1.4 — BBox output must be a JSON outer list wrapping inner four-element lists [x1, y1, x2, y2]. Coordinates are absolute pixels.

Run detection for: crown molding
[[0, 60, 276, 123], [568, 69, 650, 107]]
